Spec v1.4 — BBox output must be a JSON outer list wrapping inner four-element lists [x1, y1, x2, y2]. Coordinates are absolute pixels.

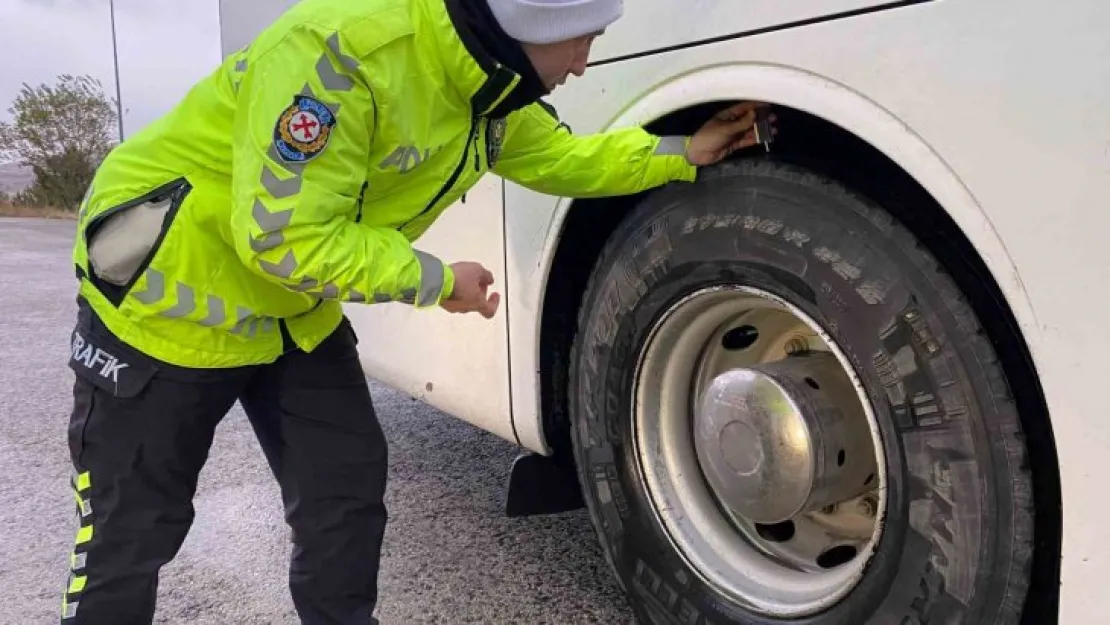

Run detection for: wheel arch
[[530, 62, 1061, 622]]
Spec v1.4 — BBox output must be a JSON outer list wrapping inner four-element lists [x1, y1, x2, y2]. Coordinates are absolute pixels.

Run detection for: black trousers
[[61, 300, 386, 625]]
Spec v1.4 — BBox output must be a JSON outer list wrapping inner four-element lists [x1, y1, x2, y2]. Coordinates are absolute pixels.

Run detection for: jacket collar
[[413, 0, 529, 117]]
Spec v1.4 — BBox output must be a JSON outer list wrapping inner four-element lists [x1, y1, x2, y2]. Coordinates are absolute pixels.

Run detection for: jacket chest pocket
[[359, 143, 446, 205], [377, 144, 448, 176], [360, 138, 469, 217]]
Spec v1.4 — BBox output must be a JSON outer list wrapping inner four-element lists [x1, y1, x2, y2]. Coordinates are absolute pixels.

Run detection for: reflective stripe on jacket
[[72, 0, 697, 368]]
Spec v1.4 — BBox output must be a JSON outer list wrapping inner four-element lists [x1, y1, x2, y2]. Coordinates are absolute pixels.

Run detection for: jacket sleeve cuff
[[439, 262, 455, 304], [654, 135, 697, 182], [409, 250, 453, 308], [646, 135, 697, 185], [672, 154, 698, 183]]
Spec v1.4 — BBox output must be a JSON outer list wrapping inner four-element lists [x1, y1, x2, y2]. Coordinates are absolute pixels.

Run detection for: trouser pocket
[[68, 327, 157, 400], [63, 315, 160, 623], [61, 303, 251, 624]]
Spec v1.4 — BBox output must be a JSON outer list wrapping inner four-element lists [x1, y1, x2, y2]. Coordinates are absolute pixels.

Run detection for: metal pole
[[109, 0, 125, 142]]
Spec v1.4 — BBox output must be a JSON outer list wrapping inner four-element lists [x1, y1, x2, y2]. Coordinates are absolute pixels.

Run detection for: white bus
[[221, 1, 1109, 623]]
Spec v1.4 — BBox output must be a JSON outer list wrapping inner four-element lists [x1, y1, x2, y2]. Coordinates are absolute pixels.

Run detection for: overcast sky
[[1, 0, 222, 139]]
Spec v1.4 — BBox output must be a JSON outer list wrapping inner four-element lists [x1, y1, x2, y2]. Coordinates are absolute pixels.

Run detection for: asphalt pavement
[[0, 217, 634, 624]]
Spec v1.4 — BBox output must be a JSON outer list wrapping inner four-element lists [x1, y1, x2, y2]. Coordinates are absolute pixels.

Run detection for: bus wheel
[[568, 159, 1034, 624]]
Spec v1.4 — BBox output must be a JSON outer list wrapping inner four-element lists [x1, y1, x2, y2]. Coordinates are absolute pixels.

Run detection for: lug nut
[[784, 338, 808, 355]]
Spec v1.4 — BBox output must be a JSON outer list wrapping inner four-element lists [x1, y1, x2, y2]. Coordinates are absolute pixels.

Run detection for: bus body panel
[[218, 0, 1110, 619], [344, 176, 515, 444], [218, 0, 299, 55], [506, 0, 1108, 619], [588, 0, 902, 64]]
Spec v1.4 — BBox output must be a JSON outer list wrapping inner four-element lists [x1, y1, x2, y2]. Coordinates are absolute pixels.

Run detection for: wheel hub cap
[[632, 286, 887, 617], [694, 352, 878, 524]]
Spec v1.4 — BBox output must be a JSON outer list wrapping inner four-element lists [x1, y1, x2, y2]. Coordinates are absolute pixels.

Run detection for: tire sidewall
[[569, 161, 1022, 625]]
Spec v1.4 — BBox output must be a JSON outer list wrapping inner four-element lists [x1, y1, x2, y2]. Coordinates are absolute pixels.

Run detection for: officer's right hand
[[441, 261, 500, 319]]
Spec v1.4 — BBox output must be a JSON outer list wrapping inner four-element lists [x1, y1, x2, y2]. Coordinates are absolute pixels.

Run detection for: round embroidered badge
[[273, 95, 337, 163]]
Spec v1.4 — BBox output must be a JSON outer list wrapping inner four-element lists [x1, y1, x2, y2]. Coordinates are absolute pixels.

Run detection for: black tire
[[568, 159, 1034, 625]]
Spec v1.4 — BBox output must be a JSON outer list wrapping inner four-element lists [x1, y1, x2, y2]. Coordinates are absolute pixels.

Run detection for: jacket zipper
[[463, 119, 486, 204], [404, 113, 480, 226], [473, 121, 483, 172], [355, 181, 368, 223]]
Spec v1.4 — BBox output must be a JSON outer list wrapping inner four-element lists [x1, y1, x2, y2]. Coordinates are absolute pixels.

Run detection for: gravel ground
[[0, 217, 635, 625]]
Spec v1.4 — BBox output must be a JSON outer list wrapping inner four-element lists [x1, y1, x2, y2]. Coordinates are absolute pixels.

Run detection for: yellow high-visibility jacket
[[72, 0, 697, 369]]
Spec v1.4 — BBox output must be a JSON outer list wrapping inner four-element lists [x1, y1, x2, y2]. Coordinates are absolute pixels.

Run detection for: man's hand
[[686, 101, 777, 167], [440, 261, 500, 319]]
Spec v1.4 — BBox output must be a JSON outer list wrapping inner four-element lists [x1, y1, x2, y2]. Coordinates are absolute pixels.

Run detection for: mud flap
[[504, 452, 585, 517]]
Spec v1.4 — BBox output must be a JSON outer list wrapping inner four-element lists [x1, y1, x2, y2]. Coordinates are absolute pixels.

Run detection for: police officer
[[60, 0, 771, 622]]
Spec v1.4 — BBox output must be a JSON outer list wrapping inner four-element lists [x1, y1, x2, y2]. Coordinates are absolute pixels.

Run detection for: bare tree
[[0, 74, 118, 211]]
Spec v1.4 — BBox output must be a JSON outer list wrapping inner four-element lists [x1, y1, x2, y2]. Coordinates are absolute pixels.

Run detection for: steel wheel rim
[[631, 284, 888, 618]]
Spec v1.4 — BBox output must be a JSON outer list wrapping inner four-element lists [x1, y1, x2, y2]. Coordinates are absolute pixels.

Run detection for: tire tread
[[569, 158, 1035, 624]]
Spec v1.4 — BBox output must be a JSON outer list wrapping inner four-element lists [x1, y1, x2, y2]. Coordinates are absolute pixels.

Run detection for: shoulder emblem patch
[[486, 117, 507, 168], [273, 95, 337, 163]]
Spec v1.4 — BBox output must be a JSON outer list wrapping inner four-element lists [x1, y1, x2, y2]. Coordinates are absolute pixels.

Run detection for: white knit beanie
[[486, 0, 624, 45]]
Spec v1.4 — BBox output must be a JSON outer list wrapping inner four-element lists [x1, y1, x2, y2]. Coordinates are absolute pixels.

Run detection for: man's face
[[522, 32, 602, 92]]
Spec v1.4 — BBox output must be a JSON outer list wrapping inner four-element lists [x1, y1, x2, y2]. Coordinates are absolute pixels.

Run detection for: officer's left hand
[[441, 261, 500, 319], [686, 101, 777, 167]]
